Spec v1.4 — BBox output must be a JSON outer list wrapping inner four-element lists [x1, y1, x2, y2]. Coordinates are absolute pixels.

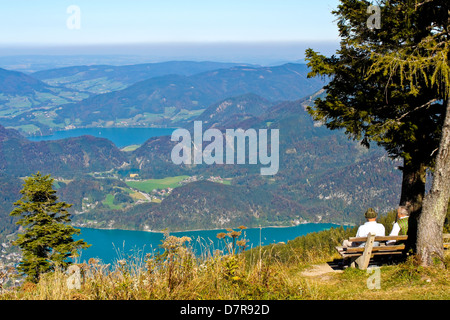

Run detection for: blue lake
[[28, 127, 175, 148], [74, 223, 341, 265]]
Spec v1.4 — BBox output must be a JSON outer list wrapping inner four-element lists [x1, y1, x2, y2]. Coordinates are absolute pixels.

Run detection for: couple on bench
[[343, 206, 409, 248]]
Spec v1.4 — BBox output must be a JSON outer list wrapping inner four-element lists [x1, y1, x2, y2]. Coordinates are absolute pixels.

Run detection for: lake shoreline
[[25, 125, 178, 137], [75, 221, 353, 235], [27, 126, 177, 148]]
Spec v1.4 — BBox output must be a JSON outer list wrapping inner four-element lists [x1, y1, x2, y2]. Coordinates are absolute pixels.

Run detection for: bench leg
[[355, 234, 376, 270], [341, 256, 357, 268]]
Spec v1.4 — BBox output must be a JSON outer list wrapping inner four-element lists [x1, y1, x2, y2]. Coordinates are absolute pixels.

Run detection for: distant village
[[0, 236, 21, 283]]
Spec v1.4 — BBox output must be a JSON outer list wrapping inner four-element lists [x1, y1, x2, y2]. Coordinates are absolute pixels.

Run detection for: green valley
[[125, 176, 191, 192]]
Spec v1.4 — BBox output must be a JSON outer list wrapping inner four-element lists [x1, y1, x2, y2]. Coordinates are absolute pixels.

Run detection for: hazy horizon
[[0, 41, 339, 72]]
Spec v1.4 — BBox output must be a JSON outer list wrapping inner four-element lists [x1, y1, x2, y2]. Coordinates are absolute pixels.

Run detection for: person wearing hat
[[343, 208, 385, 247]]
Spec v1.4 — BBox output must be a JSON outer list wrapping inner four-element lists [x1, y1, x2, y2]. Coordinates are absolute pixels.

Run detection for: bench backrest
[[349, 235, 407, 242], [350, 234, 450, 245]]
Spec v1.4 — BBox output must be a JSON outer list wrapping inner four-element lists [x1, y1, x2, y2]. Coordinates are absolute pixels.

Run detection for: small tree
[[10, 172, 90, 283]]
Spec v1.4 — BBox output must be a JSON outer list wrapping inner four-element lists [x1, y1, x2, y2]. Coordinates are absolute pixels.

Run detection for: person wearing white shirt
[[343, 208, 385, 247], [387, 206, 410, 245]]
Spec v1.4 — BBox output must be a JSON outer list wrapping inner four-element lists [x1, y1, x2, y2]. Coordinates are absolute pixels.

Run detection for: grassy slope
[[102, 194, 124, 210], [1, 214, 449, 300]]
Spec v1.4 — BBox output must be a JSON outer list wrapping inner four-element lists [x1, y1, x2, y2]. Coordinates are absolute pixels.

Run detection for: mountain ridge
[[0, 123, 127, 177], [49, 63, 327, 128], [32, 61, 256, 94]]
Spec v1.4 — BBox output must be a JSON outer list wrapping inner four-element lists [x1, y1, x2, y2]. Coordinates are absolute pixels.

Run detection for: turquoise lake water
[[27, 127, 175, 148], [74, 224, 341, 265]]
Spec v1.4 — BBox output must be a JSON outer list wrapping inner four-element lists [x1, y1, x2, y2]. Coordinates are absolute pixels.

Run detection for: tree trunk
[[399, 161, 427, 211], [417, 97, 450, 267], [398, 158, 427, 253]]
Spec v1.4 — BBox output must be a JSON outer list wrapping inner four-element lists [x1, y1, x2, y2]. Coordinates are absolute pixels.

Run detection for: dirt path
[[300, 263, 343, 278]]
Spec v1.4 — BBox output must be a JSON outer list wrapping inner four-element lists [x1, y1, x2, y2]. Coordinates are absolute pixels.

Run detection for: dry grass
[[1, 230, 449, 300], [0, 233, 312, 300]]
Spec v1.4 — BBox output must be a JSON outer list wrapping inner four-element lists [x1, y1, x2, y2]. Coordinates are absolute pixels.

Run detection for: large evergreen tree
[[366, 0, 449, 266], [305, 0, 447, 255], [10, 172, 90, 282]]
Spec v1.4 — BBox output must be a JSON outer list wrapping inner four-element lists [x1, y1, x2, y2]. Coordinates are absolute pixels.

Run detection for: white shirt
[[356, 221, 385, 238], [387, 216, 408, 244], [389, 216, 408, 236]]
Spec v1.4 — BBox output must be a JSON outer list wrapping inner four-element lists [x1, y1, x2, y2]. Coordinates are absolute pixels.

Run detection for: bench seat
[[336, 233, 450, 270]]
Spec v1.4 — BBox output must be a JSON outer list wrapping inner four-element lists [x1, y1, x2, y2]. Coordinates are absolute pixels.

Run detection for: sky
[[0, 1, 341, 64], [0, 0, 340, 44]]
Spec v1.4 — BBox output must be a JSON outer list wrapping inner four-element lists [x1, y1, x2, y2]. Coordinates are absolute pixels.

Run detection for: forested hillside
[[0, 124, 127, 177], [0, 62, 402, 238]]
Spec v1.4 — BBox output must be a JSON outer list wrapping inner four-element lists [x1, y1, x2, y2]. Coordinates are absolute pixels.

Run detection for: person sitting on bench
[[387, 206, 409, 245], [343, 208, 385, 247]]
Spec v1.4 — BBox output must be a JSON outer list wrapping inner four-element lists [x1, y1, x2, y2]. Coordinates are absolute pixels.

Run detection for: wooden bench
[[336, 234, 408, 270], [336, 233, 450, 270]]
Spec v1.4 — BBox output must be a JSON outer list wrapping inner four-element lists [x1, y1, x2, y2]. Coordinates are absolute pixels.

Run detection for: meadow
[[125, 175, 190, 192]]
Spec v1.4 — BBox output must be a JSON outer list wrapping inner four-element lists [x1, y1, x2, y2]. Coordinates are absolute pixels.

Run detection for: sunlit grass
[[102, 194, 125, 210], [1, 227, 449, 300], [125, 175, 190, 192]]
